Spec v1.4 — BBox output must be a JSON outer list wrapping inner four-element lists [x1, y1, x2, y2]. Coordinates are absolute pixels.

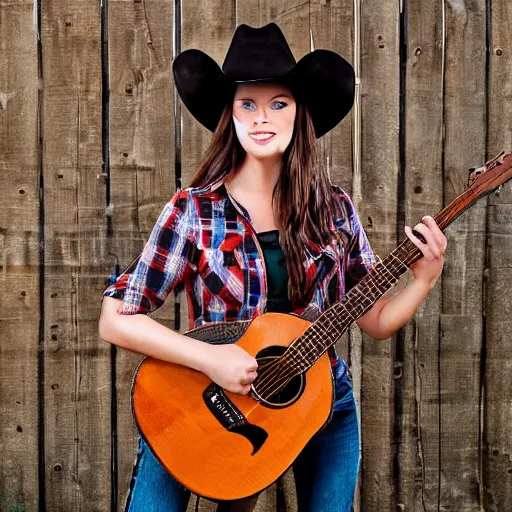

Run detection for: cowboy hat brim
[[172, 48, 355, 138], [289, 49, 355, 137], [172, 49, 235, 133]]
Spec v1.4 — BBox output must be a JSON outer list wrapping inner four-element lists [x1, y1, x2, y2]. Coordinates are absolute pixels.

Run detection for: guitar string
[[255, 237, 423, 398], [256, 292, 401, 398], [253, 321, 333, 398], [254, 304, 365, 399], [255, 258, 403, 395], [254, 262, 401, 398], [254, 250, 417, 400], [254, 275, 395, 398], [253, 301, 355, 394], [257, 282, 397, 398]]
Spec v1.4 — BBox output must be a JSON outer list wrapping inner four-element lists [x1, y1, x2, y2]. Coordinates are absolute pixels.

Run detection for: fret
[[378, 273, 395, 290], [371, 267, 387, 289], [353, 279, 370, 303], [359, 279, 378, 303], [389, 251, 408, 272], [387, 251, 407, 274], [345, 302, 359, 322], [380, 264, 397, 287], [390, 254, 409, 277], [330, 305, 352, 332], [304, 329, 323, 359], [310, 321, 330, 352], [321, 313, 343, 341], [285, 247, 413, 375], [380, 264, 398, 286], [292, 325, 324, 366], [290, 308, 348, 368], [349, 299, 367, 318], [366, 270, 386, 296]]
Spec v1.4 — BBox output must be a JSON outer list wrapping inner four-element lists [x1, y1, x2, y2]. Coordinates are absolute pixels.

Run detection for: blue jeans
[[125, 359, 360, 512]]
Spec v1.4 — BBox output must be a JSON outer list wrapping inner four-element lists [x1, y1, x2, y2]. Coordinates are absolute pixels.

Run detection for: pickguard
[[203, 382, 268, 455]]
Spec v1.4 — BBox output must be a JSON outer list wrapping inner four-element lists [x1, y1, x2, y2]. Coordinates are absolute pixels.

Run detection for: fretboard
[[285, 238, 422, 373], [282, 152, 512, 375]]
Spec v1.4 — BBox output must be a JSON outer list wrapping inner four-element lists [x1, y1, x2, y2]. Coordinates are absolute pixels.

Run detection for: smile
[[249, 132, 276, 144]]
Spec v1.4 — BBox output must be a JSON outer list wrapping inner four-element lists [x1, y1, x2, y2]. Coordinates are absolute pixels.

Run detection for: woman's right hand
[[199, 344, 259, 395]]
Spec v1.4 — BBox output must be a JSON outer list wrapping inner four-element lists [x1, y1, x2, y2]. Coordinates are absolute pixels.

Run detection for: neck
[[226, 153, 281, 196]]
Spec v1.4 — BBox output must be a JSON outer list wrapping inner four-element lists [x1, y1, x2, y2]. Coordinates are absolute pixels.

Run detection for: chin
[[248, 149, 283, 161], [245, 142, 289, 161]]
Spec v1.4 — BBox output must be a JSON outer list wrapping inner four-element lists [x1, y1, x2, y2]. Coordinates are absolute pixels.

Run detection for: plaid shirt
[[103, 183, 377, 330]]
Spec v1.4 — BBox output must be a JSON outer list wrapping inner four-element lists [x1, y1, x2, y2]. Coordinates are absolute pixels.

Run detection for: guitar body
[[132, 312, 335, 501]]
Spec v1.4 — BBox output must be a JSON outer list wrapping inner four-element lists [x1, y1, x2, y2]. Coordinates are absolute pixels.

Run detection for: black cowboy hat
[[172, 23, 355, 138]]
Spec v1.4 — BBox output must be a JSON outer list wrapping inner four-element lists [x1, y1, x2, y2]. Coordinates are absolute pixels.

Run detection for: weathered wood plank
[[0, 1, 40, 510], [108, 0, 176, 509], [0, 302, 39, 511], [359, 1, 399, 509], [485, 0, 512, 505], [310, 0, 355, 195], [398, 0, 444, 509], [441, 313, 482, 503], [3, 3, 511, 512], [180, 0, 236, 188], [41, 2, 111, 509], [441, 1, 487, 509]]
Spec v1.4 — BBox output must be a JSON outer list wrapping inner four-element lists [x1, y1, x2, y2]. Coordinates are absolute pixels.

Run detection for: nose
[[253, 106, 269, 125]]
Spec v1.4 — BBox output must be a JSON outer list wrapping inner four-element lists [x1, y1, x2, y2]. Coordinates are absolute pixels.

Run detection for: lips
[[249, 132, 276, 143]]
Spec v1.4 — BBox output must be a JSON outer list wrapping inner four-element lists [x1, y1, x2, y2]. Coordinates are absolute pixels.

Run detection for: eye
[[271, 101, 288, 110], [240, 100, 256, 111]]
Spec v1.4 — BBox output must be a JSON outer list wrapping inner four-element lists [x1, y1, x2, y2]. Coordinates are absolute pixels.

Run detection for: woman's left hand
[[405, 215, 447, 289]]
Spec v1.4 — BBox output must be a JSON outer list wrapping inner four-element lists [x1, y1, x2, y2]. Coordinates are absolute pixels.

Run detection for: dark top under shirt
[[256, 230, 293, 313]]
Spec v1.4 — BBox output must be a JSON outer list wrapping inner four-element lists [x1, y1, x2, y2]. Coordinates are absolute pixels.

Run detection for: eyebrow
[[235, 94, 292, 101]]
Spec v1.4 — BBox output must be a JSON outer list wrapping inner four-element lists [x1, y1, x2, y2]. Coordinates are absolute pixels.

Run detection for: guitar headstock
[[467, 151, 512, 197]]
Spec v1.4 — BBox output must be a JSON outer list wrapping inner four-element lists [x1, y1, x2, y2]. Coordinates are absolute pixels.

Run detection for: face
[[232, 82, 297, 160]]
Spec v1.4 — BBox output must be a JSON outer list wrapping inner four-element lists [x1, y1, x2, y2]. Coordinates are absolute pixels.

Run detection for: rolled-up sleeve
[[103, 189, 197, 314]]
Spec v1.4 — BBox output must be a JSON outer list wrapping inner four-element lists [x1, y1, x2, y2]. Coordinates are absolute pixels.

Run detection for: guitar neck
[[286, 175, 494, 371]]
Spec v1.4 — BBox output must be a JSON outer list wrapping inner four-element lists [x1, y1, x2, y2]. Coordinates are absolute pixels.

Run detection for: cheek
[[281, 112, 296, 141], [285, 108, 296, 132], [276, 108, 296, 135], [233, 114, 250, 143]]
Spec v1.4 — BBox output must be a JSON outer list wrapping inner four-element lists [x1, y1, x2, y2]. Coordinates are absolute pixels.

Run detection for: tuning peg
[[495, 184, 503, 197]]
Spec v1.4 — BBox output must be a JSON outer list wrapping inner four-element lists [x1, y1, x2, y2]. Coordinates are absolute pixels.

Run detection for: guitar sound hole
[[252, 345, 305, 409]]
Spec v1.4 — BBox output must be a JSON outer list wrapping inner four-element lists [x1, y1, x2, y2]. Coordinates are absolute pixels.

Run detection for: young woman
[[99, 23, 447, 512]]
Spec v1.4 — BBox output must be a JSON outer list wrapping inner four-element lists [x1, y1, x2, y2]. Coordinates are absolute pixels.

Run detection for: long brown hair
[[190, 101, 341, 306]]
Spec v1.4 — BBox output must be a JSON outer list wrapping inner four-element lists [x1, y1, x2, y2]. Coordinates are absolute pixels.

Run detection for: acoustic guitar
[[131, 151, 512, 500]]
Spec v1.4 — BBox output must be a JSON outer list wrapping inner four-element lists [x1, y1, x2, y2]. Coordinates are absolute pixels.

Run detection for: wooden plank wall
[[0, 1, 40, 510], [40, 2, 111, 510], [1, 1, 511, 511], [485, 0, 512, 509], [398, 1, 443, 510], [441, 2, 487, 511]]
